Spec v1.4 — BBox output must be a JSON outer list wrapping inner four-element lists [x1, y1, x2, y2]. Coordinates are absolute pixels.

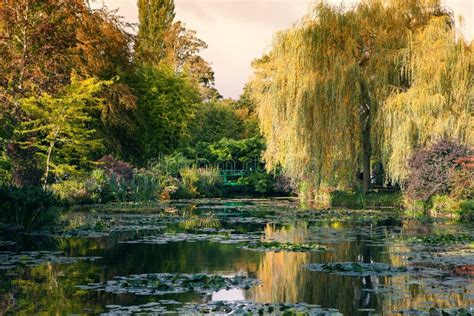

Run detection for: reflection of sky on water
[[1, 200, 473, 315], [212, 288, 245, 301]]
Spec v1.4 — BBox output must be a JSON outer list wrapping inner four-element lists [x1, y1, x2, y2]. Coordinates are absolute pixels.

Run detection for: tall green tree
[[130, 66, 201, 161], [17, 76, 110, 185], [189, 99, 245, 144], [136, 0, 175, 64], [250, 0, 452, 194]]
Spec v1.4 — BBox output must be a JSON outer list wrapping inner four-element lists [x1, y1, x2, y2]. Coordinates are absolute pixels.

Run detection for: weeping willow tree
[[381, 16, 473, 183], [250, 0, 453, 195]]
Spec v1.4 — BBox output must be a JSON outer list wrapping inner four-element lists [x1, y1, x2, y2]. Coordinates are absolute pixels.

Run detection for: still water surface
[[0, 198, 473, 315]]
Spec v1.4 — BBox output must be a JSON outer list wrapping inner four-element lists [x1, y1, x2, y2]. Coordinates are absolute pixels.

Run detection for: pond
[[0, 198, 473, 315]]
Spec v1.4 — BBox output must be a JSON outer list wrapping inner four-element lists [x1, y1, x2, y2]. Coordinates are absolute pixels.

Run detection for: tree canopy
[[249, 0, 472, 193]]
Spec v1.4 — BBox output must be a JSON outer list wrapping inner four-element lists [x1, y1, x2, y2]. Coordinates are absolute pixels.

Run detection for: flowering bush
[[98, 155, 134, 181], [404, 139, 472, 202], [449, 156, 474, 200]]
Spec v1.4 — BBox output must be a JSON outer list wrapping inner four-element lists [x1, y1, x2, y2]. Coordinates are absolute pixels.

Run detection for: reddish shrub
[[449, 156, 474, 200], [98, 155, 134, 181], [404, 139, 472, 202]]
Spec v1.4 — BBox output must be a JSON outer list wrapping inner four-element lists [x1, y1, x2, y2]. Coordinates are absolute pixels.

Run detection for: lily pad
[[78, 273, 260, 296], [120, 232, 262, 245], [405, 234, 474, 245], [241, 240, 327, 252], [394, 307, 474, 315], [307, 262, 409, 276], [0, 251, 101, 270], [102, 300, 343, 315]]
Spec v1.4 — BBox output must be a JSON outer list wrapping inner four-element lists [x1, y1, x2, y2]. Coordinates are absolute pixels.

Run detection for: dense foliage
[[403, 139, 473, 216], [0, 186, 59, 230], [0, 0, 279, 229], [249, 0, 473, 199], [0, 0, 472, 228], [404, 139, 472, 202]]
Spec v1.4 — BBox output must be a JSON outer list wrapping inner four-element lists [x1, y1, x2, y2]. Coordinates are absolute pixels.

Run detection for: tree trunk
[[43, 142, 54, 188], [360, 80, 371, 194], [362, 120, 371, 194]]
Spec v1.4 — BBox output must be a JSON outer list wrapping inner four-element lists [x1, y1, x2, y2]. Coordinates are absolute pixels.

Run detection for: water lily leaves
[[307, 262, 409, 276], [102, 300, 343, 316], [77, 273, 261, 296], [394, 307, 474, 315], [241, 240, 327, 252], [405, 234, 474, 245], [120, 232, 262, 245], [0, 251, 101, 270]]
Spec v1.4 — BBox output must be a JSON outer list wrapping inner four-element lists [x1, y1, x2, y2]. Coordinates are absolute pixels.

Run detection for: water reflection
[[0, 199, 472, 315]]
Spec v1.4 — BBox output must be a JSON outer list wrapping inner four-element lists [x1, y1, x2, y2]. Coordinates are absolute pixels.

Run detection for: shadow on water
[[0, 198, 472, 315]]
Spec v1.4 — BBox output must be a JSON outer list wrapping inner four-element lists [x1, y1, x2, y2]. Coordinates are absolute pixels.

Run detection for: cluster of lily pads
[[399, 245, 474, 269], [404, 234, 474, 245], [102, 300, 343, 315], [394, 307, 474, 315], [241, 240, 327, 252], [0, 251, 100, 270], [77, 273, 261, 296], [120, 232, 262, 245], [307, 262, 410, 276]]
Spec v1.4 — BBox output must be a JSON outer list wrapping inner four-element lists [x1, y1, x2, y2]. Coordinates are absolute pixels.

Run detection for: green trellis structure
[[219, 169, 249, 186]]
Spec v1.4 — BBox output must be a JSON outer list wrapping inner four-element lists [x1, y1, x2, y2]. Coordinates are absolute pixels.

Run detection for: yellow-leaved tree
[[381, 17, 473, 183], [249, 0, 472, 201]]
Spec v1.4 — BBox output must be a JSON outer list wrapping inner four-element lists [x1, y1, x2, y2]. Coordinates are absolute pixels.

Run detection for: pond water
[[0, 198, 473, 315]]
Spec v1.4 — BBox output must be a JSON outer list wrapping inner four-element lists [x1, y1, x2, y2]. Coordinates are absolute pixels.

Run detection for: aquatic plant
[[307, 262, 409, 276], [78, 273, 260, 296], [242, 240, 327, 252]]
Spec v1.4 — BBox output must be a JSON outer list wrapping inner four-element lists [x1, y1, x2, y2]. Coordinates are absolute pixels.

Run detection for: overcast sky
[[92, 0, 474, 99]]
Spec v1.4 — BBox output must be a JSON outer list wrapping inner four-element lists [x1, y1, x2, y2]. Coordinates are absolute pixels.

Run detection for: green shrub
[[430, 195, 462, 217], [51, 169, 115, 204], [51, 179, 93, 205], [152, 153, 191, 177], [0, 186, 60, 230], [128, 169, 163, 202], [173, 167, 222, 199], [196, 167, 222, 197], [403, 198, 426, 218], [238, 173, 274, 194], [178, 167, 200, 198], [459, 200, 474, 222]]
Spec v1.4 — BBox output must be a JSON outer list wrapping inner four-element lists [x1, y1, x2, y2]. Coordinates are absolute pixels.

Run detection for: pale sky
[[91, 0, 474, 99]]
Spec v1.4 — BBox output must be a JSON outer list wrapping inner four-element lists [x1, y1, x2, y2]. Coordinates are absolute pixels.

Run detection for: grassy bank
[[330, 190, 402, 209]]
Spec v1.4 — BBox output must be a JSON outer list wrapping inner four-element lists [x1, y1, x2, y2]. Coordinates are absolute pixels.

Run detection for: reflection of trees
[[253, 251, 308, 302], [1, 262, 104, 314], [382, 241, 473, 313], [247, 221, 394, 314], [252, 222, 309, 302], [2, 211, 472, 315]]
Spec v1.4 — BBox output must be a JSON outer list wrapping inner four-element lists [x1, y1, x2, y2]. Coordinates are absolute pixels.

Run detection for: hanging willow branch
[[380, 16, 473, 183], [250, 0, 454, 191]]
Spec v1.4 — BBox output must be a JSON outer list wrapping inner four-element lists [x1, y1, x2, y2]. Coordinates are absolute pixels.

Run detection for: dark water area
[[0, 198, 473, 315]]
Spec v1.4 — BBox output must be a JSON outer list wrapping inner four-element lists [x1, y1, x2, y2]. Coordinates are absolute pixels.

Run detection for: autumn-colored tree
[[381, 17, 473, 182], [0, 0, 136, 183], [250, 0, 454, 195], [162, 21, 216, 97]]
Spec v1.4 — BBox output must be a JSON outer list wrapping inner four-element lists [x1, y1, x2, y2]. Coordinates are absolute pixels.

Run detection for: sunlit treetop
[[250, 0, 470, 190]]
